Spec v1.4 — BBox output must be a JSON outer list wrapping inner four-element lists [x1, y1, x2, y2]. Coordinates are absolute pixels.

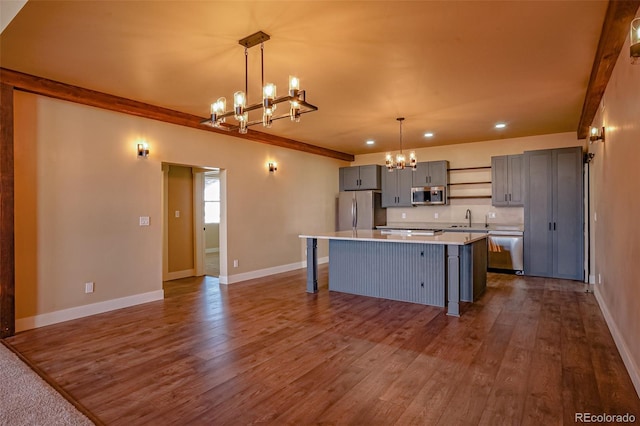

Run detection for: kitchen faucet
[[465, 209, 471, 227]]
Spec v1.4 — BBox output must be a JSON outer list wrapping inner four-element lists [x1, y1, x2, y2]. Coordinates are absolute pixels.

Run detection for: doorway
[[203, 171, 220, 277], [163, 164, 226, 282]]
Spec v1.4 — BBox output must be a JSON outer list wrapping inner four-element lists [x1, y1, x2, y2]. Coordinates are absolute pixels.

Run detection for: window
[[204, 175, 220, 224]]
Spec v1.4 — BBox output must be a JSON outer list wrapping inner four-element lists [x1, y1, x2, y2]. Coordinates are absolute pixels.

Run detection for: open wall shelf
[[448, 166, 491, 171], [449, 195, 492, 199], [447, 166, 492, 199], [448, 181, 492, 186]]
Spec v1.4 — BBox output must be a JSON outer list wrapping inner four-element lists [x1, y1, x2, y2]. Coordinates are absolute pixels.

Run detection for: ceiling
[[0, 1, 608, 156]]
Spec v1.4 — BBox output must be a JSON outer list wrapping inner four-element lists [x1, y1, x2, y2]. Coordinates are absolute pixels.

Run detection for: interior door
[[524, 150, 553, 277], [553, 148, 583, 280]]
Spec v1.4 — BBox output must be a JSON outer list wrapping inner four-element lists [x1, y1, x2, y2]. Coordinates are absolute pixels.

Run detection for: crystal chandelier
[[385, 117, 417, 171], [201, 31, 318, 133]]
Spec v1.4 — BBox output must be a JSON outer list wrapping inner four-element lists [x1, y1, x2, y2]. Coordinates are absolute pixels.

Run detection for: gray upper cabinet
[[339, 165, 382, 191], [412, 160, 449, 186], [381, 168, 413, 207], [491, 154, 524, 206], [524, 147, 583, 281]]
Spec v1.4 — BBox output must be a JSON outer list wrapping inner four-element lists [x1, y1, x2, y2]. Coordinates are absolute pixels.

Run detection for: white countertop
[[299, 230, 488, 245]]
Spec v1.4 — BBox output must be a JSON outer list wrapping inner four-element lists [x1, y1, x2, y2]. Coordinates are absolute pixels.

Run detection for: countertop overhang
[[299, 230, 488, 246]]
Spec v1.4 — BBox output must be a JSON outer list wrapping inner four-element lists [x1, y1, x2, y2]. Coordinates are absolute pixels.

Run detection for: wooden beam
[[0, 68, 354, 162], [0, 83, 16, 338], [577, 0, 640, 139]]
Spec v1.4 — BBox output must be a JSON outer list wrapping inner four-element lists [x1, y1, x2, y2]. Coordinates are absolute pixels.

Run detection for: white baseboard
[[164, 269, 195, 281], [205, 248, 219, 254], [220, 256, 329, 285], [15, 290, 165, 332], [594, 285, 640, 398]]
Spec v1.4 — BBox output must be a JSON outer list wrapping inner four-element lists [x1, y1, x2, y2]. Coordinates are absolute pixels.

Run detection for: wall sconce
[[268, 162, 277, 173], [631, 17, 640, 65], [589, 126, 605, 143], [137, 142, 149, 158]]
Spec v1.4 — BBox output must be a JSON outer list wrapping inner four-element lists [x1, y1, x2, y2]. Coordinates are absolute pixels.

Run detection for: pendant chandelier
[[385, 117, 417, 171], [200, 31, 318, 133]]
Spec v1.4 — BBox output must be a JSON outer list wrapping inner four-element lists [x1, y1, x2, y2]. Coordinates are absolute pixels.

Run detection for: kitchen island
[[299, 230, 488, 316]]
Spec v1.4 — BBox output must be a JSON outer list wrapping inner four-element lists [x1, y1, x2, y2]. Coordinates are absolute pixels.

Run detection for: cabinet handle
[[553, 222, 556, 231], [549, 222, 552, 231], [505, 194, 508, 201], [509, 194, 512, 201]]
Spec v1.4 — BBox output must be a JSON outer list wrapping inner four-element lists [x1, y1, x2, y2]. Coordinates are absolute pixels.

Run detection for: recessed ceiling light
[[424, 132, 434, 138], [365, 140, 375, 145], [495, 123, 507, 129]]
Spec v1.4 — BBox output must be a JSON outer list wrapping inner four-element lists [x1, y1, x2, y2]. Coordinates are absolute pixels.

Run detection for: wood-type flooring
[[5, 266, 640, 425]]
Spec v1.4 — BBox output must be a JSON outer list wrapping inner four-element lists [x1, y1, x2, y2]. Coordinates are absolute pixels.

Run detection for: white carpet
[[0, 342, 94, 426]]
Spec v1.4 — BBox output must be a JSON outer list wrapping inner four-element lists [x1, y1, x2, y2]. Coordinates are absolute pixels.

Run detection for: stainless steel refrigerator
[[337, 191, 386, 231]]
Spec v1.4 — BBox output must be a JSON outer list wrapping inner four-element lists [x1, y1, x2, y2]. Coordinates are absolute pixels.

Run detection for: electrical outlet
[[401, 212, 406, 219], [233, 259, 239, 268], [434, 213, 439, 219], [139, 216, 150, 226], [85, 282, 94, 293], [488, 212, 496, 219]]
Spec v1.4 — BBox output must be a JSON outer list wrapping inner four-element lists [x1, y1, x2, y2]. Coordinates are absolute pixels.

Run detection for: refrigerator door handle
[[354, 198, 358, 228], [351, 198, 356, 229]]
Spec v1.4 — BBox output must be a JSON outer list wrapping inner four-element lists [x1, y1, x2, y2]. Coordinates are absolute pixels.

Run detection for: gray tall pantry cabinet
[[524, 147, 583, 281]]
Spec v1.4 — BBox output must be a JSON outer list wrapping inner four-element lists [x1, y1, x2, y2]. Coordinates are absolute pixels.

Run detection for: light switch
[[175, 210, 180, 218], [139, 216, 150, 226]]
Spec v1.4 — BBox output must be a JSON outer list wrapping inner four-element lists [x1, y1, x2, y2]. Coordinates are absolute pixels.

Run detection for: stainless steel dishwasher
[[487, 230, 524, 274]]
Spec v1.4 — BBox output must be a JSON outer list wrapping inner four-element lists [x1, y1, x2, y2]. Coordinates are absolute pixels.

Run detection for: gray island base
[[300, 230, 488, 316]]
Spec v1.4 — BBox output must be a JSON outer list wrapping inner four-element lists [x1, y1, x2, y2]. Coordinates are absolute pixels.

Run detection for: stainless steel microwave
[[411, 186, 447, 205]]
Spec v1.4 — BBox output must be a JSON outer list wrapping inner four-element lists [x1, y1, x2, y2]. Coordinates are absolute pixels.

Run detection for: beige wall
[[14, 93, 164, 319], [167, 165, 194, 273], [588, 11, 640, 393], [14, 91, 344, 321], [353, 132, 584, 226]]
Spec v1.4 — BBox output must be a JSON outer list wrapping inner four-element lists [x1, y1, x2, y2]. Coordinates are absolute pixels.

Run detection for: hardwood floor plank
[[579, 294, 640, 415], [477, 346, 533, 425], [521, 351, 563, 426], [4, 268, 639, 425]]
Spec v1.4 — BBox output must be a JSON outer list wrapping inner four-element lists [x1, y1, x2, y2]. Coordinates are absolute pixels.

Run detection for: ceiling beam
[[0, 68, 354, 162], [577, 0, 640, 139]]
